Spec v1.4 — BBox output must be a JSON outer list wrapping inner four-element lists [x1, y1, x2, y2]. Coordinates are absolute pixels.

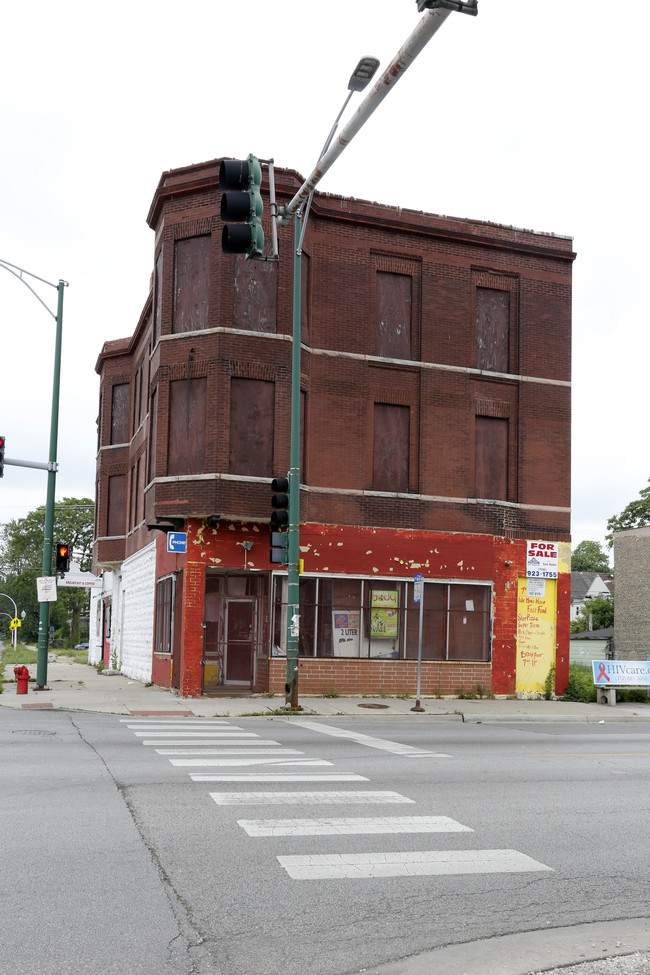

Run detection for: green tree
[[607, 477, 650, 546], [0, 498, 95, 645], [570, 594, 614, 634], [571, 540, 610, 572]]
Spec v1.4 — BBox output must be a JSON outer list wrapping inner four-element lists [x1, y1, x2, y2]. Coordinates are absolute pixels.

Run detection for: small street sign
[[413, 572, 424, 603], [37, 576, 58, 602], [167, 531, 188, 554]]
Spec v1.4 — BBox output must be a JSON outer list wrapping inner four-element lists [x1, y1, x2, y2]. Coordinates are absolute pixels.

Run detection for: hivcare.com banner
[[592, 659, 650, 686]]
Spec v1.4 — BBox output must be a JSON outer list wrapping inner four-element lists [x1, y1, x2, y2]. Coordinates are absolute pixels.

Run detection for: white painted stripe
[[170, 758, 332, 768], [122, 720, 233, 726], [289, 720, 451, 758], [132, 730, 258, 737], [141, 739, 281, 747], [278, 849, 554, 880], [239, 816, 473, 837], [191, 773, 368, 782], [155, 748, 303, 756], [210, 791, 415, 805]]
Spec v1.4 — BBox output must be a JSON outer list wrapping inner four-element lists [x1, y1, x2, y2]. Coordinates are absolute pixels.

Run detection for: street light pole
[[0, 259, 66, 691], [284, 211, 302, 708], [36, 279, 66, 689], [0, 593, 18, 650], [283, 57, 381, 711], [278, 4, 469, 225]]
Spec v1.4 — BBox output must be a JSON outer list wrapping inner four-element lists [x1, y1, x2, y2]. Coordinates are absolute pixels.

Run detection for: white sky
[[1, 0, 648, 560]]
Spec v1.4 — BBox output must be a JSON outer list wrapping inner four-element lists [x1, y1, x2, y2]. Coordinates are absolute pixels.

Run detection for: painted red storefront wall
[[158, 519, 570, 699]]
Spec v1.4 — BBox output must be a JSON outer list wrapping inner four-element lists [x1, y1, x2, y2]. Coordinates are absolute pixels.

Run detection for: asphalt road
[[1, 710, 649, 975]]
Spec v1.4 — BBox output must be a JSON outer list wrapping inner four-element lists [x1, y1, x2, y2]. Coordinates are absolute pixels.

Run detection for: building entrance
[[202, 572, 268, 694]]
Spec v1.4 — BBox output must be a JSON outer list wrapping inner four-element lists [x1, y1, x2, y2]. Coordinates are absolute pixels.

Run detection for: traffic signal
[[270, 477, 289, 565], [55, 542, 70, 574], [219, 155, 264, 258], [0, 435, 4, 477]]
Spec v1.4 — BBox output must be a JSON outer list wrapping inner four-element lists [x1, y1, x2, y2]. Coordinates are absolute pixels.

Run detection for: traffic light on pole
[[270, 477, 289, 565], [55, 542, 70, 574], [0, 435, 5, 477], [219, 155, 264, 259]]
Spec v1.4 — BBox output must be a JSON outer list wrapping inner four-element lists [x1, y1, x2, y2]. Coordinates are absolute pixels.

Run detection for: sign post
[[411, 574, 425, 712]]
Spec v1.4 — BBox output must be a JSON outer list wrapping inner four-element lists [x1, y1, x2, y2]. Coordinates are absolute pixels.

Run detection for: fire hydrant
[[14, 665, 30, 695]]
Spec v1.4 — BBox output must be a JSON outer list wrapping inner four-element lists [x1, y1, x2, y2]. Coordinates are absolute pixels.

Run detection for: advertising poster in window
[[370, 590, 399, 639], [332, 612, 360, 656], [515, 577, 557, 693]]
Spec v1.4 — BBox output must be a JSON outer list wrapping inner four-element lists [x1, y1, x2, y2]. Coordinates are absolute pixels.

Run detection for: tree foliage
[[607, 478, 650, 546], [571, 540, 610, 572], [0, 498, 95, 644], [570, 594, 614, 634]]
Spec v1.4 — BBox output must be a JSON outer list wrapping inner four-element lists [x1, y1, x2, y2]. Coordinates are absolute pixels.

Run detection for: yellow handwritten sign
[[515, 578, 556, 693]]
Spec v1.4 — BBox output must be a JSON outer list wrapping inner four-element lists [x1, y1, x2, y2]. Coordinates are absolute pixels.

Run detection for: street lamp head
[[348, 56, 380, 92]]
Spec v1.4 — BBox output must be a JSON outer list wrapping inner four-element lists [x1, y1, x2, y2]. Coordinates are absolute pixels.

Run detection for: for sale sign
[[526, 540, 558, 579]]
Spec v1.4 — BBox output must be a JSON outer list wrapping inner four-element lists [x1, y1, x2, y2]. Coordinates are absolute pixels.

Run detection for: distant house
[[570, 571, 614, 624]]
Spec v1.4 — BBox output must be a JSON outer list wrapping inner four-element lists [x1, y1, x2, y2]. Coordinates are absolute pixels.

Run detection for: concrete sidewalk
[[2, 656, 650, 721]]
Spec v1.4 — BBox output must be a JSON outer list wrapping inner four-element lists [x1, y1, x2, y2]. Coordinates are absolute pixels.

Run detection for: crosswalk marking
[[155, 748, 303, 756], [238, 816, 473, 836], [288, 720, 451, 758], [170, 758, 332, 768], [210, 791, 415, 805], [121, 719, 554, 884], [190, 773, 368, 782], [277, 849, 554, 880], [122, 720, 233, 727], [132, 730, 258, 737], [141, 739, 282, 747]]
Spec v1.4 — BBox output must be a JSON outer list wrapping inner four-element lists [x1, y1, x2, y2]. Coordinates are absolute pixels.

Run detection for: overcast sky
[[1, 0, 648, 560]]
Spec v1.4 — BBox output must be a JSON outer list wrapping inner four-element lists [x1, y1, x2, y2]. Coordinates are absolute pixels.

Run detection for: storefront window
[[271, 575, 491, 662]]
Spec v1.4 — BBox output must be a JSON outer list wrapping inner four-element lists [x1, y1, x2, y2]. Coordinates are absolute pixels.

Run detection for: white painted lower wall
[[119, 541, 156, 683]]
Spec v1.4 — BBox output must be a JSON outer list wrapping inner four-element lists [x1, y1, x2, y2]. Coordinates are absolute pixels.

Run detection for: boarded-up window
[[476, 288, 510, 372], [373, 403, 409, 493], [168, 378, 207, 476], [107, 474, 126, 536], [137, 455, 145, 525], [447, 584, 491, 661], [154, 248, 163, 342], [148, 388, 157, 482], [173, 236, 210, 333], [155, 575, 174, 654], [229, 378, 274, 476], [376, 272, 412, 359], [233, 256, 277, 332], [129, 462, 138, 530], [475, 416, 508, 500], [110, 383, 130, 445]]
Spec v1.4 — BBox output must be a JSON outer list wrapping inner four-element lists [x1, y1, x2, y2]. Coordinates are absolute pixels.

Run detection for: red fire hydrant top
[[14, 666, 30, 695]]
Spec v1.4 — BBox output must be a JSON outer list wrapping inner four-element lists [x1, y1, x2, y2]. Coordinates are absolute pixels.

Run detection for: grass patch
[[1, 644, 39, 668], [562, 663, 596, 703]]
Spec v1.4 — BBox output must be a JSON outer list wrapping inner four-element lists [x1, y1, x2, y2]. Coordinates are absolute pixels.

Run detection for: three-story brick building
[[91, 157, 574, 699]]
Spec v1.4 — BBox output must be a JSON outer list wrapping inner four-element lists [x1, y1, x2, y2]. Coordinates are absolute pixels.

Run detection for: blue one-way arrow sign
[[167, 532, 187, 554]]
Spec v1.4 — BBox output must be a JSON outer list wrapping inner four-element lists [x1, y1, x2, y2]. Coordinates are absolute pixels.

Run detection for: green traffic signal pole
[[36, 279, 66, 689], [285, 211, 302, 709], [0, 260, 66, 691]]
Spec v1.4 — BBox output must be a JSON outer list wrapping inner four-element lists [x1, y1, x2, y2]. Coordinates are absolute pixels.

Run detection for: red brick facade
[[93, 158, 574, 699]]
